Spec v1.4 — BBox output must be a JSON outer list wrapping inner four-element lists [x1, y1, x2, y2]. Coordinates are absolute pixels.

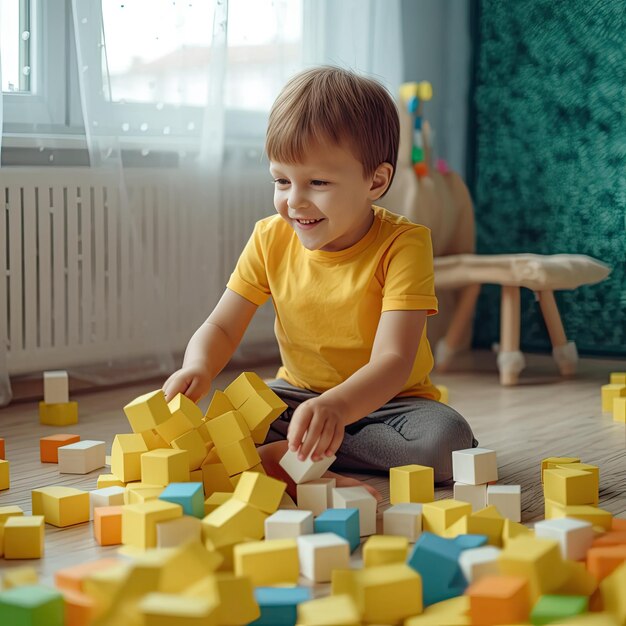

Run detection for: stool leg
[[498, 286, 525, 385], [537, 290, 578, 376]]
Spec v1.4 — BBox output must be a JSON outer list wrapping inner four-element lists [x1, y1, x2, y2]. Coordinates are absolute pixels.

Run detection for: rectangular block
[[544, 468, 598, 506], [216, 437, 261, 476], [122, 499, 183, 550], [94, 506, 123, 546], [279, 448, 336, 485], [390, 465, 434, 505], [32, 486, 90, 527], [123, 390, 171, 433], [39, 401, 78, 426], [383, 503, 423, 542], [44, 370, 69, 404], [0, 459, 9, 490], [141, 448, 190, 486], [234, 538, 299, 586], [601, 384, 626, 413], [3, 516, 45, 559], [452, 448, 498, 485], [58, 440, 106, 474], [454, 482, 487, 512], [110, 433, 148, 483], [332, 487, 377, 536], [297, 478, 336, 517], [40, 434, 80, 464]]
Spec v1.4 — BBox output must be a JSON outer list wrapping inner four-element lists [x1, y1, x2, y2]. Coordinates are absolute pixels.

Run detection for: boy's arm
[[163, 288, 258, 401], [288, 309, 427, 461]]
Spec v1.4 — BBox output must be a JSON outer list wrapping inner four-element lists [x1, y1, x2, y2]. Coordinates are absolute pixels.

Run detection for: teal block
[[159, 482, 204, 518], [0, 585, 64, 626], [251, 586, 312, 625], [314, 508, 360, 553], [454, 534, 488, 549], [530, 595, 588, 625]]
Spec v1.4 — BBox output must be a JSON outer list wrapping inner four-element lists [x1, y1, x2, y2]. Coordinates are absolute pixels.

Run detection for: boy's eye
[[311, 180, 329, 186], [272, 178, 289, 186]]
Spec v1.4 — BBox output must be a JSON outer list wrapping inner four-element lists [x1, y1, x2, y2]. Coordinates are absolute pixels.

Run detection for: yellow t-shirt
[[227, 205, 440, 399]]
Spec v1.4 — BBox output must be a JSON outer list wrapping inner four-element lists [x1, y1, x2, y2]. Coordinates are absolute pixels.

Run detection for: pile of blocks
[[601, 371, 626, 422]]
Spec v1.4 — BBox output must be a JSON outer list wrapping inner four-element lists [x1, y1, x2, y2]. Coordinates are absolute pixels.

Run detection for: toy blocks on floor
[[531, 594, 589, 625], [170, 429, 206, 470], [58, 440, 105, 474], [454, 482, 487, 512], [32, 486, 90, 527], [544, 501, 613, 530], [167, 392, 204, 428], [390, 464, 435, 504], [3, 515, 45, 559], [234, 538, 299, 586], [0, 458, 9, 490], [610, 372, 626, 384], [0, 505, 24, 557], [601, 383, 626, 413], [265, 509, 314, 540], [202, 498, 267, 546], [93, 505, 123, 546], [121, 499, 183, 550], [139, 592, 218, 625], [39, 433, 80, 463], [141, 448, 190, 485], [97, 474, 125, 489], [297, 477, 336, 516], [467, 574, 531, 625], [612, 397, 626, 423], [315, 508, 360, 553], [544, 467, 598, 506], [541, 456, 581, 482], [534, 518, 594, 561], [253, 586, 312, 626], [206, 409, 250, 447], [110, 433, 148, 482], [232, 470, 286, 514], [297, 532, 350, 582], [362, 534, 409, 567], [487, 484, 521, 521], [89, 486, 125, 517], [201, 461, 234, 497], [332, 486, 377, 536], [297, 593, 360, 625], [44, 370, 69, 404], [422, 499, 472, 534], [0, 584, 64, 626], [458, 545, 501, 583], [125, 482, 164, 505], [159, 482, 204, 518], [383, 503, 423, 542], [123, 389, 171, 433], [279, 448, 336, 484], [155, 515, 202, 548], [217, 436, 262, 476], [452, 448, 498, 484], [39, 401, 78, 426]]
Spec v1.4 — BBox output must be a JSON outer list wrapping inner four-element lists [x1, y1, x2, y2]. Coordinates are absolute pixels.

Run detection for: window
[[0, 0, 32, 93]]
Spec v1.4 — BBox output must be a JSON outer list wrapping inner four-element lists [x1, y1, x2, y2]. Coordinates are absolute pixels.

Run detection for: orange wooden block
[[586, 545, 626, 581], [612, 518, 626, 531], [0, 437, 5, 459], [40, 433, 81, 463], [468, 575, 531, 626], [93, 506, 123, 546], [592, 531, 626, 548], [54, 557, 122, 592], [61, 588, 95, 626]]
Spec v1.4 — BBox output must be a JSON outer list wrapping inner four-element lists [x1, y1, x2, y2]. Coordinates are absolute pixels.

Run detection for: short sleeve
[[381, 226, 438, 315], [226, 220, 272, 306]]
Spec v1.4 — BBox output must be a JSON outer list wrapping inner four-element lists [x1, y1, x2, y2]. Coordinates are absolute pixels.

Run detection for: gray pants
[[264, 379, 477, 484]]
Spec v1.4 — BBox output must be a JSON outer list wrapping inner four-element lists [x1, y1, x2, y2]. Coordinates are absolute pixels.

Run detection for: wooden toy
[[389, 464, 435, 504], [544, 501, 612, 529], [201, 461, 234, 497], [444, 505, 504, 546], [123, 389, 171, 433], [0, 505, 24, 557], [58, 440, 105, 474], [39, 433, 80, 463], [297, 477, 336, 516], [253, 586, 312, 626], [530, 595, 588, 625], [0, 458, 9, 490], [332, 486, 377, 536], [265, 509, 314, 540], [232, 470, 286, 514], [486, 484, 521, 521], [541, 456, 580, 482], [279, 448, 336, 484], [140, 429, 169, 450], [204, 492, 232, 515], [3, 515, 45, 559], [601, 384, 626, 413], [96, 474, 125, 489], [314, 508, 360, 553], [544, 468, 598, 506], [383, 503, 423, 542], [139, 592, 218, 624], [38, 401, 78, 426], [453, 482, 487, 511], [204, 389, 235, 420], [2, 566, 38, 589], [230, 462, 266, 488], [362, 534, 409, 567], [610, 372, 626, 384], [586, 545, 626, 582], [141, 448, 190, 485], [452, 448, 498, 485], [613, 397, 626, 423], [0, 437, 4, 459], [167, 392, 204, 427], [44, 370, 69, 404], [534, 518, 594, 560], [31, 485, 90, 527], [422, 499, 472, 534], [502, 517, 533, 546], [170, 429, 206, 470], [234, 538, 299, 586], [201, 498, 267, 546], [110, 433, 148, 482], [0, 584, 64, 625], [297, 532, 350, 582], [555, 462, 600, 493], [155, 515, 202, 548], [158, 482, 204, 518], [93, 506, 123, 546], [296, 593, 360, 626], [467, 574, 531, 625], [121, 499, 183, 550], [404, 595, 470, 626], [217, 436, 262, 476], [600, 561, 626, 624], [125, 482, 164, 505], [54, 558, 122, 594], [458, 545, 501, 583]]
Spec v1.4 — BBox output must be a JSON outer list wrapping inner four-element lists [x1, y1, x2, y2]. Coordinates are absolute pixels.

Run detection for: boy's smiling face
[[270, 140, 392, 252]]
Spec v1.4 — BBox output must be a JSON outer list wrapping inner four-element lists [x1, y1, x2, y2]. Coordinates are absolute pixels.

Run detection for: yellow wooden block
[[557, 560, 598, 596], [157, 540, 223, 593], [445, 505, 504, 546], [544, 468, 598, 506], [422, 500, 472, 535], [201, 462, 234, 497], [2, 565, 38, 588], [171, 429, 206, 471], [206, 410, 250, 448], [195, 422, 212, 444], [168, 393, 204, 428], [203, 445, 221, 465], [0, 458, 9, 490], [82, 562, 132, 620], [97, 474, 125, 489], [601, 384, 626, 413], [236, 389, 287, 442], [216, 436, 261, 476], [436, 384, 449, 404], [610, 372, 626, 385], [121, 499, 183, 550], [204, 492, 232, 515], [544, 500, 612, 530], [205, 390, 236, 421], [362, 535, 409, 567], [600, 560, 626, 625], [201, 498, 267, 547], [31, 486, 90, 527], [389, 464, 434, 504], [141, 448, 190, 486], [405, 596, 471, 625], [234, 538, 299, 585], [3, 515, 45, 559], [39, 400, 78, 426], [541, 456, 580, 482], [155, 411, 195, 444], [212, 573, 260, 625], [140, 429, 169, 451], [224, 372, 268, 408], [0, 505, 24, 558], [123, 390, 171, 432], [111, 433, 148, 483], [613, 397, 626, 423], [140, 592, 218, 625], [502, 518, 533, 546], [297, 594, 360, 626], [232, 471, 286, 514], [190, 469, 203, 483], [125, 482, 164, 505]]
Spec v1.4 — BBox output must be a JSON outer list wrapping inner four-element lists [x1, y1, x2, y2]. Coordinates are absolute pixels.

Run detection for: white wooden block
[[534, 517, 594, 561], [383, 503, 422, 542], [459, 546, 501, 583], [297, 478, 336, 516], [452, 448, 498, 485], [265, 509, 314, 540], [58, 440, 106, 474], [156, 515, 202, 548], [44, 370, 69, 404], [296, 532, 350, 583], [332, 486, 377, 536], [278, 449, 336, 484], [89, 486, 125, 518], [454, 482, 488, 512], [487, 485, 521, 522]]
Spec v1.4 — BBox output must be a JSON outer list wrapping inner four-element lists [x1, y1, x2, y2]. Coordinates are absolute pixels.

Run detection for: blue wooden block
[[0, 585, 64, 626], [251, 587, 312, 625], [453, 534, 488, 550], [314, 508, 360, 553], [159, 482, 204, 518]]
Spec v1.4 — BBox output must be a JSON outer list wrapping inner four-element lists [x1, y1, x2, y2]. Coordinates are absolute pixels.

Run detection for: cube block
[[383, 503, 423, 542], [487, 485, 521, 522], [279, 448, 336, 484], [265, 509, 314, 540], [32, 486, 90, 527], [452, 448, 498, 485], [534, 518, 594, 561], [121, 499, 183, 550], [459, 545, 501, 583], [422, 499, 472, 535], [39, 434, 80, 463], [253, 586, 312, 626], [123, 389, 171, 433], [390, 464, 434, 504], [3, 516, 45, 559], [110, 433, 148, 483], [601, 384, 626, 413], [332, 486, 377, 536], [314, 508, 360, 553], [234, 538, 299, 586], [0, 584, 64, 626], [93, 506, 123, 546], [89, 486, 125, 518], [159, 482, 204, 518], [233, 470, 286, 514], [467, 575, 531, 626], [297, 532, 350, 582], [454, 482, 487, 512], [363, 534, 409, 567], [296, 478, 336, 517], [216, 437, 261, 476], [39, 401, 78, 426], [141, 448, 190, 486], [57, 440, 105, 474]]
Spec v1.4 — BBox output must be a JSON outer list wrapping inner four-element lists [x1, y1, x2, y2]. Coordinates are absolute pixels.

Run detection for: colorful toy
[[332, 486, 377, 536], [390, 464, 435, 505], [314, 508, 360, 553], [57, 440, 105, 474], [383, 503, 423, 542], [297, 532, 350, 582], [39, 433, 80, 463], [362, 534, 409, 567], [234, 538, 299, 586], [296, 477, 336, 516], [278, 448, 336, 484], [32, 486, 90, 527], [264, 509, 314, 540]]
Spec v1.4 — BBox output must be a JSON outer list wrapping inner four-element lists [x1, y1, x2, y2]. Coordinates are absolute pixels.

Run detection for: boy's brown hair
[[266, 66, 399, 191]]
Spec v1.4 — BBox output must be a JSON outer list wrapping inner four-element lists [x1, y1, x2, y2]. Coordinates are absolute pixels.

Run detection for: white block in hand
[[534, 517, 594, 561], [297, 532, 350, 583], [454, 482, 487, 512], [332, 486, 377, 536], [383, 503, 422, 542], [58, 440, 106, 474], [452, 448, 498, 485], [44, 370, 69, 404], [487, 485, 521, 522], [459, 546, 501, 583], [278, 449, 336, 484], [297, 478, 336, 516], [265, 509, 314, 540]]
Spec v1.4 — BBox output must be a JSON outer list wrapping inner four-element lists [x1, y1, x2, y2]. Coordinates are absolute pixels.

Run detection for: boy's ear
[[368, 162, 394, 200]]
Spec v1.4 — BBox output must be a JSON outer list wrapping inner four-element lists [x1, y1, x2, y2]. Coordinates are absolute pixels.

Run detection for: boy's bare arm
[[163, 288, 258, 402], [288, 309, 427, 461]]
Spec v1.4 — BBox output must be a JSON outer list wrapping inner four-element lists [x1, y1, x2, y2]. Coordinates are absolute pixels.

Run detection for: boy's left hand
[[287, 395, 346, 462]]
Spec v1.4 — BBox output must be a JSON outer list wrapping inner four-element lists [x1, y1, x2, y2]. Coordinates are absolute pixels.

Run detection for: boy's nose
[[288, 191, 309, 211]]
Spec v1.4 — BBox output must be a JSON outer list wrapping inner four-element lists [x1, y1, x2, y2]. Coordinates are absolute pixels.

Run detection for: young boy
[[163, 66, 475, 498]]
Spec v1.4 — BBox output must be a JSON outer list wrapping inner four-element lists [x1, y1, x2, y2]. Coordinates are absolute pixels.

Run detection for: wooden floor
[[0, 350, 625, 585]]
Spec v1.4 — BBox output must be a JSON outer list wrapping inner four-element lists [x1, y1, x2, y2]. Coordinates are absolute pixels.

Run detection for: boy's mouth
[[294, 218, 324, 230]]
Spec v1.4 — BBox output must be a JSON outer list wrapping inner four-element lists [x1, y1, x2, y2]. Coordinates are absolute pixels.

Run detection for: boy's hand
[[163, 362, 212, 403], [287, 395, 347, 462]]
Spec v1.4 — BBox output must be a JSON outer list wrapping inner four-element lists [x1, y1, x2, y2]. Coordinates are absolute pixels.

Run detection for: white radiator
[[0, 167, 276, 375]]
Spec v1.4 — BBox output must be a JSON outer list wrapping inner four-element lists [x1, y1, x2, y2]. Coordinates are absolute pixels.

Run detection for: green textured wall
[[471, 0, 626, 355]]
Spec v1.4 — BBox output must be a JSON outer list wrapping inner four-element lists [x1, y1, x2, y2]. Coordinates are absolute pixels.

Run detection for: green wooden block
[[530, 594, 588, 626], [411, 146, 424, 163], [0, 585, 64, 626]]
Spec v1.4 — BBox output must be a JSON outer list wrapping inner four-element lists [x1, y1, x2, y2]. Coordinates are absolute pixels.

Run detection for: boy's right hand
[[162, 363, 212, 403]]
